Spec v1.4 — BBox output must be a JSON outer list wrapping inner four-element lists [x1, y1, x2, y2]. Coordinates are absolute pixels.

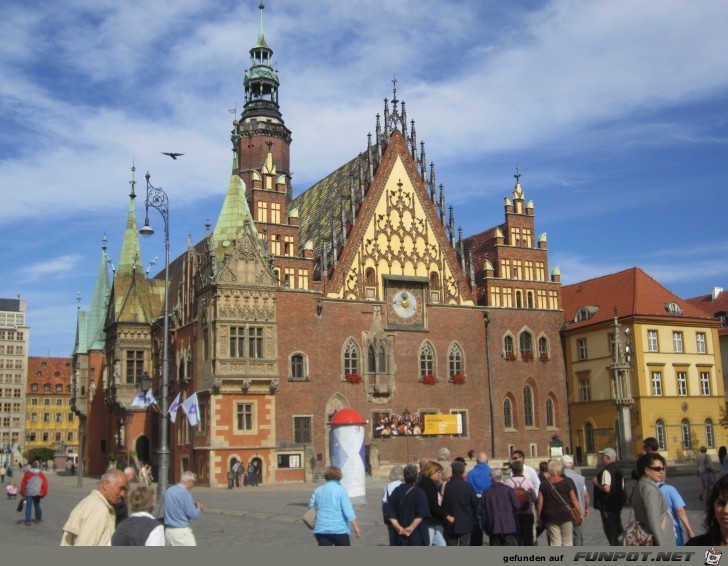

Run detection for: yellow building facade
[[562, 268, 725, 464], [25, 357, 79, 459]]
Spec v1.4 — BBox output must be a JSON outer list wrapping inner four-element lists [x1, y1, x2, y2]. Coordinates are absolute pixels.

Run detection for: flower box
[[504, 353, 516, 362], [419, 374, 438, 385], [522, 352, 534, 362], [345, 372, 362, 384], [450, 374, 466, 385], [538, 354, 550, 362]]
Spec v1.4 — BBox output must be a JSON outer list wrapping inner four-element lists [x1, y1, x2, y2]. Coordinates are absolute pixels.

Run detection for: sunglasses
[[647, 466, 665, 472]]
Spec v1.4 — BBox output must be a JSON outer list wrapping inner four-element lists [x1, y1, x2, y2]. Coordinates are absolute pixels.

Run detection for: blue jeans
[[428, 524, 447, 546], [315, 533, 350, 546], [25, 495, 41, 522]]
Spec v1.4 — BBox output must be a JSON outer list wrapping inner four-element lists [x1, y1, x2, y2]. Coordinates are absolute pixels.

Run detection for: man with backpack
[[20, 460, 48, 526], [593, 447, 626, 545]]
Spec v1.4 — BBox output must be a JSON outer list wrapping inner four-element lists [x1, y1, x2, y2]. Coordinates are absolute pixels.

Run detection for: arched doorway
[[135, 436, 151, 465], [252, 456, 263, 486]]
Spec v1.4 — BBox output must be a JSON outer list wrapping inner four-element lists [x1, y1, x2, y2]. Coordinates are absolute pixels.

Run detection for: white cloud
[[17, 254, 84, 283]]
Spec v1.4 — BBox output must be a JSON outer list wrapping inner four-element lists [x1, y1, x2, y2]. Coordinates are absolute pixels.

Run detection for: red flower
[[345, 372, 362, 384], [420, 374, 438, 385], [450, 374, 466, 385]]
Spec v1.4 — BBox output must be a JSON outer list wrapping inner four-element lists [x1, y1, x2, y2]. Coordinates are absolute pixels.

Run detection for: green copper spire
[[212, 153, 258, 263], [86, 235, 111, 351], [117, 164, 143, 275], [242, 2, 282, 121]]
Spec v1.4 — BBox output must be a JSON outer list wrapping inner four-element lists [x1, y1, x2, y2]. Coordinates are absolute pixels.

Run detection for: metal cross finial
[[392, 75, 398, 100], [76, 291, 81, 309], [514, 167, 521, 184]]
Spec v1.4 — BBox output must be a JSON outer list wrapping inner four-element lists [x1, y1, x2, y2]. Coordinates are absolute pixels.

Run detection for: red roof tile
[[27, 356, 73, 394], [562, 267, 717, 330]]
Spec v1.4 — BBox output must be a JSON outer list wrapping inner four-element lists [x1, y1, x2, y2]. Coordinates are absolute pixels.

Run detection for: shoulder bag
[[546, 477, 582, 526], [302, 491, 317, 530]]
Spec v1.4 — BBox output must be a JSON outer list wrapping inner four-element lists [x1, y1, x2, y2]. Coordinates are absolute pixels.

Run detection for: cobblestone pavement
[[0, 467, 708, 547]]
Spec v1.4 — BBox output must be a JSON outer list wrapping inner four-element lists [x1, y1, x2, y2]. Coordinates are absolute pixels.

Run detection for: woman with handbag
[[536, 459, 582, 546], [307, 466, 360, 546], [632, 453, 676, 546]]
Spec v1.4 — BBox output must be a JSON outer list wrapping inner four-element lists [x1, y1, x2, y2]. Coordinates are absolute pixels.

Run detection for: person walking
[[308, 466, 361, 546], [593, 447, 626, 545], [111, 486, 165, 546], [466, 451, 492, 546], [385, 463, 431, 546], [0, 464, 6, 483], [562, 455, 590, 545], [113, 466, 137, 527], [482, 468, 519, 545], [416, 460, 449, 546], [61, 469, 130, 546], [537, 459, 582, 546], [20, 461, 48, 526], [164, 471, 203, 546], [441, 460, 480, 546], [697, 446, 715, 502], [632, 453, 676, 546]]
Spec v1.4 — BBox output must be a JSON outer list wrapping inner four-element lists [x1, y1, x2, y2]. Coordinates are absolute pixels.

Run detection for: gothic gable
[[328, 132, 473, 305]]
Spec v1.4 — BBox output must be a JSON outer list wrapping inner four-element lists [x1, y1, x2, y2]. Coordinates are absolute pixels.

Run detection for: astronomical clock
[[384, 277, 427, 329]]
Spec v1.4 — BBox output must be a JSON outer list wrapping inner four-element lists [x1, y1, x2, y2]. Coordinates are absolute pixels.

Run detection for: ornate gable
[[328, 131, 473, 306]]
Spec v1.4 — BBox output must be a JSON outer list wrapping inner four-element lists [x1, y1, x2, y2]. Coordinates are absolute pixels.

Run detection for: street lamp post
[[140, 171, 171, 502]]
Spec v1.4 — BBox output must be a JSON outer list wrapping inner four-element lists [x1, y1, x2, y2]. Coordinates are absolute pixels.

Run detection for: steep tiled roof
[[686, 289, 728, 336], [562, 267, 717, 330], [291, 154, 362, 257], [27, 357, 72, 394]]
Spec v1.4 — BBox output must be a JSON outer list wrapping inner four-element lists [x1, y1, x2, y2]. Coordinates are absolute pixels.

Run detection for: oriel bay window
[[229, 326, 265, 358], [125, 350, 144, 384]]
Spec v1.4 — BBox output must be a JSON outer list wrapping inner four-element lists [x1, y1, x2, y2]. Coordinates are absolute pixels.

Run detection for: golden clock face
[[387, 286, 424, 327]]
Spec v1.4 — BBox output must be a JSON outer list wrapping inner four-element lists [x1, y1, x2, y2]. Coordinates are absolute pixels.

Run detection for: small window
[[656, 420, 667, 450], [450, 410, 468, 437], [31, 384, 38, 392], [504, 336, 515, 360], [580, 379, 591, 402], [546, 397, 555, 427], [585, 422, 595, 453], [289, 353, 307, 381], [524, 385, 535, 427], [503, 398, 514, 429], [236, 403, 255, 432], [696, 333, 706, 354], [577, 338, 588, 361], [700, 372, 711, 396], [538, 337, 549, 360], [681, 419, 692, 450], [519, 332, 533, 361], [706, 419, 716, 449], [676, 372, 688, 396], [343, 340, 359, 377], [647, 330, 659, 352], [666, 302, 683, 315], [293, 416, 313, 444], [448, 343, 464, 377], [43, 384, 50, 392], [651, 372, 663, 396], [673, 332, 684, 353], [420, 342, 435, 377]]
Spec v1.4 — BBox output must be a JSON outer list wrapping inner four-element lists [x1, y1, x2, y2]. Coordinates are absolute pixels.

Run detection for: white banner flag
[[168, 393, 181, 423], [181, 392, 200, 427], [144, 389, 158, 407], [130, 392, 147, 408]]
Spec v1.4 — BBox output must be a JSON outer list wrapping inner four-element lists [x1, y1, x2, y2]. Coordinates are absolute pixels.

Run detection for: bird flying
[[161, 152, 184, 160]]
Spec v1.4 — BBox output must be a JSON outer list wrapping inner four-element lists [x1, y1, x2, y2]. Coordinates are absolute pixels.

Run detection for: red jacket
[[20, 469, 48, 498]]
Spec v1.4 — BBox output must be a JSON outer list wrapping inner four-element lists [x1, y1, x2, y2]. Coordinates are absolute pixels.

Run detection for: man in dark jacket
[[593, 448, 626, 545], [441, 460, 480, 545]]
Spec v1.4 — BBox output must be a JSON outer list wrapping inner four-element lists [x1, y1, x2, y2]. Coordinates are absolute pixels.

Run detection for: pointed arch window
[[681, 419, 692, 450], [448, 343, 464, 377], [546, 397, 555, 428], [378, 346, 387, 373], [515, 291, 523, 308], [524, 385, 535, 427], [420, 342, 435, 377], [585, 422, 595, 453], [527, 291, 534, 309], [430, 272, 440, 289], [520, 331, 533, 361], [289, 353, 308, 381], [365, 268, 376, 287], [655, 419, 667, 451], [367, 345, 376, 373], [503, 398, 514, 429], [538, 337, 549, 360], [504, 335, 515, 360], [344, 340, 359, 376]]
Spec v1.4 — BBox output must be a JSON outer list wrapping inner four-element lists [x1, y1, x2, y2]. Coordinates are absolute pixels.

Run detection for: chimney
[[713, 287, 723, 301]]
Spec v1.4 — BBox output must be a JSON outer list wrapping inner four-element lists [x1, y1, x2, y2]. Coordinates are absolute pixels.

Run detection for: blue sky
[[2, 0, 728, 357]]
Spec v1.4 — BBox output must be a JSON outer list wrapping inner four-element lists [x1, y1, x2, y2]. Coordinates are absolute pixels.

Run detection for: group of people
[[57, 467, 203, 546], [593, 438, 726, 547], [227, 459, 260, 489]]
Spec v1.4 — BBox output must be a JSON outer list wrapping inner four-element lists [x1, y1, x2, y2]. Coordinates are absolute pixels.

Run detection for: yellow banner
[[423, 414, 462, 435]]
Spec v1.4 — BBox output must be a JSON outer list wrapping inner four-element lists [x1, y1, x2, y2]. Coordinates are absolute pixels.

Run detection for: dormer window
[[575, 306, 599, 322], [665, 302, 683, 315]]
